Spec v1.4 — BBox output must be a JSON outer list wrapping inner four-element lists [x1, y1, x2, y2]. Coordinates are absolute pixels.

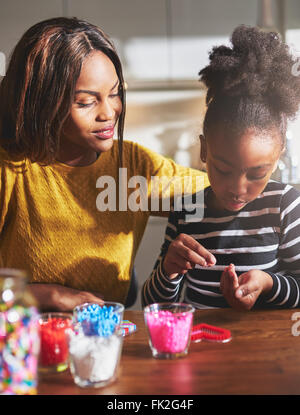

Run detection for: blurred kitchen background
[[0, 0, 299, 308]]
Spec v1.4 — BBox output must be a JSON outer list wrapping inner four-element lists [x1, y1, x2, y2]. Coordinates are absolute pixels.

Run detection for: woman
[[0, 17, 208, 310]]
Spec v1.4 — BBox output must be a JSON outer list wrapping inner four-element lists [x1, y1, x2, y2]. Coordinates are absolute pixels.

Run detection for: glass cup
[[68, 328, 124, 388], [38, 312, 72, 373], [144, 303, 195, 359], [69, 302, 125, 388]]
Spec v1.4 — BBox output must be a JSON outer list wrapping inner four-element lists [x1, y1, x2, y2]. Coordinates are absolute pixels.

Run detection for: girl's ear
[[272, 146, 285, 173], [272, 161, 279, 173], [199, 134, 207, 163]]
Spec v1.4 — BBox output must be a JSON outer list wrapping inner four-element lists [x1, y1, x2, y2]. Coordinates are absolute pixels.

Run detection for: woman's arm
[[28, 283, 104, 312]]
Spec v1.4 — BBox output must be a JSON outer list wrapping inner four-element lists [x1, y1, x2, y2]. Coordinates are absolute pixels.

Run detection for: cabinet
[[1, 1, 299, 85], [67, 0, 258, 85]]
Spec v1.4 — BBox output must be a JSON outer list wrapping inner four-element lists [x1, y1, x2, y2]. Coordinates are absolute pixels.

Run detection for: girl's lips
[[226, 200, 247, 210], [92, 127, 114, 139]]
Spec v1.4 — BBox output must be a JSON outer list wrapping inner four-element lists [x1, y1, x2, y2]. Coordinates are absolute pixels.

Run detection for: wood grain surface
[[37, 308, 300, 395]]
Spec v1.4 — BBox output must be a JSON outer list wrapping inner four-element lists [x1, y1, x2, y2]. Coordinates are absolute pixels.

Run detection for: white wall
[[0, 0, 63, 60]]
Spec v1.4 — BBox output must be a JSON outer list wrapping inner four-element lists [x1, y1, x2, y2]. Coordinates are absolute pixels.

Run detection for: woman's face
[[200, 128, 283, 212], [59, 50, 122, 166]]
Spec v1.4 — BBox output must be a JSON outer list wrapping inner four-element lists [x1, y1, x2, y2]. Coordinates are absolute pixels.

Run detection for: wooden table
[[37, 308, 300, 395]]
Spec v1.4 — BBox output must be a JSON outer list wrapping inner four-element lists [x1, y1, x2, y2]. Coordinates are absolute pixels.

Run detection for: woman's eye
[[77, 102, 95, 108], [109, 90, 120, 98]]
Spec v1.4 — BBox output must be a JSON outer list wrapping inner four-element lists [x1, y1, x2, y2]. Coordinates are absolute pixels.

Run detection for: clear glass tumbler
[[38, 312, 72, 373], [144, 302, 195, 359], [68, 328, 124, 388], [69, 302, 125, 388]]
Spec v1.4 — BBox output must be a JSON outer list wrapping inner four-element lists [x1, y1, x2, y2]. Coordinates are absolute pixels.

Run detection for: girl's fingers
[[164, 259, 189, 276], [227, 264, 239, 290], [233, 272, 262, 310], [235, 277, 259, 299], [165, 233, 216, 276], [221, 264, 239, 295], [171, 257, 194, 273], [234, 286, 259, 310], [222, 264, 239, 288], [177, 234, 216, 266]]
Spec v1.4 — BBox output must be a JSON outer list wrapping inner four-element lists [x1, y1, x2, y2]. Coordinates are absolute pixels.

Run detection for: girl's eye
[[247, 174, 267, 181], [215, 165, 231, 175]]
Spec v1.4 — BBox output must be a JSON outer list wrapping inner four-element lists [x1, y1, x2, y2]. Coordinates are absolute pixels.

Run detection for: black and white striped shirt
[[142, 181, 300, 309]]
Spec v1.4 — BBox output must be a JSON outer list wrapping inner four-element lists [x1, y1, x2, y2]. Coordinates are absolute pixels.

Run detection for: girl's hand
[[162, 233, 216, 279], [220, 264, 273, 310]]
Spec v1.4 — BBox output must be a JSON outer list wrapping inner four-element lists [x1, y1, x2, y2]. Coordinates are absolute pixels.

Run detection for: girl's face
[[200, 129, 283, 212], [59, 50, 122, 166]]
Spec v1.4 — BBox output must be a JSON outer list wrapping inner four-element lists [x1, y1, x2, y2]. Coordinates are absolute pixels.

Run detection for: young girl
[[0, 17, 208, 311], [142, 25, 300, 310]]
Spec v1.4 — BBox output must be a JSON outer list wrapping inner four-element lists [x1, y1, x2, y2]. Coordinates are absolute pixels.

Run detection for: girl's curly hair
[[199, 25, 300, 142]]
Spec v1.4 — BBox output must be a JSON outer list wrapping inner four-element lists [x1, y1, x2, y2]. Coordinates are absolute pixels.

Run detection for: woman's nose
[[95, 99, 114, 121]]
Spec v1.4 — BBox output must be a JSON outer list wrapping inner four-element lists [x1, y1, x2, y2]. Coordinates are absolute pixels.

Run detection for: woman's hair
[[0, 17, 126, 165], [199, 25, 300, 145]]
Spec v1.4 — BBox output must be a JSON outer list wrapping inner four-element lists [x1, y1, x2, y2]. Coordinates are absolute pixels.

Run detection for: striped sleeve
[[141, 208, 184, 306], [261, 185, 300, 308]]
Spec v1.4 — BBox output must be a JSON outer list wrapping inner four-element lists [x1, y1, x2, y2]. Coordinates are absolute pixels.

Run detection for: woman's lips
[[92, 126, 114, 139]]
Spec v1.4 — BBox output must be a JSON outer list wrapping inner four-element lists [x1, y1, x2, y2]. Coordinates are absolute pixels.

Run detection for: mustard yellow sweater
[[0, 140, 209, 304]]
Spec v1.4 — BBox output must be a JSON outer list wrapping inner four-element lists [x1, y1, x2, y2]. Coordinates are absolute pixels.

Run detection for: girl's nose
[[227, 175, 247, 199]]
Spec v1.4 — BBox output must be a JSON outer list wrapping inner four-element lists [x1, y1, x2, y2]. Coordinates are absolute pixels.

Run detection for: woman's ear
[[199, 134, 207, 163]]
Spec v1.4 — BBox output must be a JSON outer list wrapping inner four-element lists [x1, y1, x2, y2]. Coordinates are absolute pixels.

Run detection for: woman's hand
[[28, 283, 104, 312], [162, 233, 216, 279], [220, 264, 273, 310]]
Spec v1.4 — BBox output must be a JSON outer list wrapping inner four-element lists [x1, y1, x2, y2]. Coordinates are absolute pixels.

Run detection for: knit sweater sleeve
[[129, 142, 209, 216], [259, 185, 300, 308], [0, 153, 18, 266], [141, 207, 184, 306]]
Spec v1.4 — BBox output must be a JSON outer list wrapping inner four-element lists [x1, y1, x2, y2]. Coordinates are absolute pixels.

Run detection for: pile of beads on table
[[145, 310, 193, 354], [74, 303, 122, 336], [120, 320, 137, 336], [0, 304, 40, 395], [68, 330, 123, 387], [39, 314, 72, 371]]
